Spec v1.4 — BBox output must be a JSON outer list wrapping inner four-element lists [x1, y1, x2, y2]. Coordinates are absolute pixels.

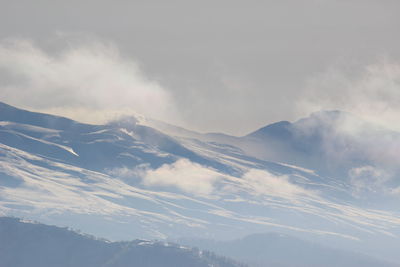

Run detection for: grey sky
[[1, 0, 400, 135]]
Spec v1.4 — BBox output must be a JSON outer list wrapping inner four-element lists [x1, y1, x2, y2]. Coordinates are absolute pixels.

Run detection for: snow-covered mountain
[[1, 102, 400, 264]]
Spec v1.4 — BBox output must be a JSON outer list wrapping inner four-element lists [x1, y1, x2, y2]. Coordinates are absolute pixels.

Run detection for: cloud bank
[[1, 37, 399, 137], [0, 38, 179, 124], [299, 60, 400, 133]]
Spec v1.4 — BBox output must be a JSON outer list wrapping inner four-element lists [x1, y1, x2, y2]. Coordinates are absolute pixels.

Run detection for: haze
[[1, 0, 400, 135]]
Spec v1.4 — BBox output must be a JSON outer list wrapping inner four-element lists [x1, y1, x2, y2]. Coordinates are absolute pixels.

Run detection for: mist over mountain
[[1, 102, 400, 265], [242, 110, 400, 177]]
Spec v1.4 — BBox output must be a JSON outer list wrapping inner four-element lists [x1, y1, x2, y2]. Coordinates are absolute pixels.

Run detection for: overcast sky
[[1, 0, 400, 135]]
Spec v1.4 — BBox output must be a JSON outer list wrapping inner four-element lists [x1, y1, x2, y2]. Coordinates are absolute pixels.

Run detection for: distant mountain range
[[179, 232, 398, 267], [0, 217, 244, 267], [0, 101, 400, 265]]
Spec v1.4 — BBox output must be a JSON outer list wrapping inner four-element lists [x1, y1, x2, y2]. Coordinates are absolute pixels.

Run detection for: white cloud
[[142, 159, 225, 196], [240, 169, 315, 200], [298, 60, 400, 133], [137, 159, 314, 201], [0, 38, 179, 124], [295, 63, 400, 175]]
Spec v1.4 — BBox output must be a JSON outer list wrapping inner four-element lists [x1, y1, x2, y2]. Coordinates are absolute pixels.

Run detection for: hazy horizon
[[1, 0, 400, 135]]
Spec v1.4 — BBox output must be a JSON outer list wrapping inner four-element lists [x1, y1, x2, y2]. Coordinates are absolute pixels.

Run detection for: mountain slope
[[0, 102, 234, 173]]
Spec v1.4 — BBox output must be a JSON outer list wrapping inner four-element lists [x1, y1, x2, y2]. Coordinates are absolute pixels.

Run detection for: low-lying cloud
[[109, 159, 314, 201], [0, 38, 179, 124], [142, 159, 224, 196], [240, 169, 314, 200]]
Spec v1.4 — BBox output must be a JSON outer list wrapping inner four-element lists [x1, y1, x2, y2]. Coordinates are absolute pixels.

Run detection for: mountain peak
[[245, 120, 292, 139], [245, 110, 352, 139]]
